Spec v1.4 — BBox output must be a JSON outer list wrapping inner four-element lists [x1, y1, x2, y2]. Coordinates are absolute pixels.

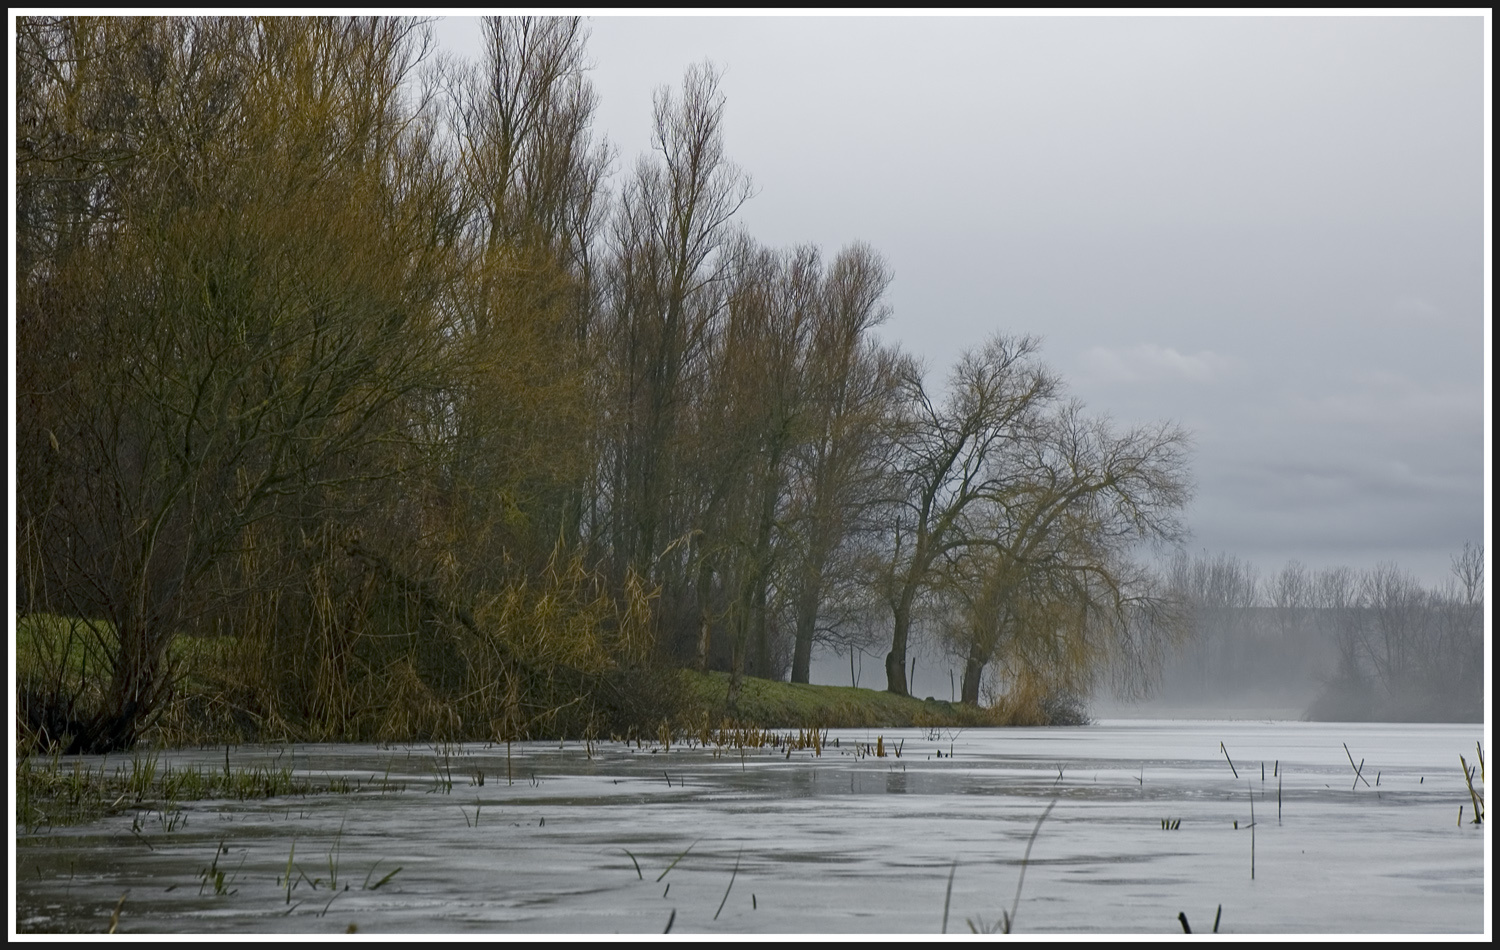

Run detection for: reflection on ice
[[14, 720, 1486, 934]]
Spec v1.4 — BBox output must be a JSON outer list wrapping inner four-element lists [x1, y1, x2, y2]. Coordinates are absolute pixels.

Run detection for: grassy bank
[[675, 670, 1008, 729], [17, 612, 1072, 757], [15, 620, 1067, 832], [12, 675, 1003, 833]]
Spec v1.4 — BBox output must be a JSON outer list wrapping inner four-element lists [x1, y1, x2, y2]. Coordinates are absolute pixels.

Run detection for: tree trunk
[[960, 650, 986, 706], [694, 558, 714, 672], [750, 579, 772, 679], [886, 597, 913, 696], [71, 616, 171, 754], [885, 649, 908, 696], [790, 575, 821, 683], [727, 608, 746, 712]]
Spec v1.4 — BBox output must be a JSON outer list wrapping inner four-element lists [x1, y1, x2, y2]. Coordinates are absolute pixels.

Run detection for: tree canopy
[[16, 15, 1198, 751]]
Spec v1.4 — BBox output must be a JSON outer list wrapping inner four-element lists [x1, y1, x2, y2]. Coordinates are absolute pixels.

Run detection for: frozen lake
[[12, 720, 1489, 935]]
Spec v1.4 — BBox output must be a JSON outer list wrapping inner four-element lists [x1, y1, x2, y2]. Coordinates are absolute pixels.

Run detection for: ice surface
[[12, 720, 1488, 935]]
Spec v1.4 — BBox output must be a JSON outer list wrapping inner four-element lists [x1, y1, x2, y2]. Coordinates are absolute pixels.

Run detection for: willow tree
[[16, 16, 460, 752], [875, 335, 1060, 696], [943, 404, 1194, 706]]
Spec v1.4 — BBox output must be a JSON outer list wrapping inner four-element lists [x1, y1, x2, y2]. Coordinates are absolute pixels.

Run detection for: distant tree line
[[1156, 546, 1483, 722], [15, 15, 1194, 752]]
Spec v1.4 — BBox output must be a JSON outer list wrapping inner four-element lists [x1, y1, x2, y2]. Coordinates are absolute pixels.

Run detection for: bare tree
[[1306, 547, 1483, 721], [874, 335, 1060, 696], [1313, 564, 1363, 685], [1267, 559, 1313, 641], [601, 61, 753, 596], [1450, 542, 1483, 608], [1359, 562, 1426, 692], [782, 244, 905, 683], [688, 240, 818, 698]]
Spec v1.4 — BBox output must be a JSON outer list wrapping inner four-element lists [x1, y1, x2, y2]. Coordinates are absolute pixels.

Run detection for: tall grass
[[20, 531, 682, 749], [1460, 744, 1484, 824], [22, 533, 1055, 753], [14, 750, 384, 832]]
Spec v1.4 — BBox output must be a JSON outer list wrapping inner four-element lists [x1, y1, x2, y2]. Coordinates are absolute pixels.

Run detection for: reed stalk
[[713, 846, 743, 920], [1460, 754, 1483, 824], [1004, 798, 1057, 933], [1220, 742, 1238, 779], [1247, 779, 1256, 880], [1343, 743, 1371, 788], [107, 892, 128, 934], [941, 858, 958, 933], [656, 838, 700, 882]]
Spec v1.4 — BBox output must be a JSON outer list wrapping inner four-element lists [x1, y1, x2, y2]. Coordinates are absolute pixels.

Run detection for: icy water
[[12, 720, 1488, 935]]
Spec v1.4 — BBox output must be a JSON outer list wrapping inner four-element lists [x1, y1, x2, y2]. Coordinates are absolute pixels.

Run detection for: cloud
[[1389, 294, 1444, 323], [1080, 343, 1236, 384], [1289, 370, 1480, 430]]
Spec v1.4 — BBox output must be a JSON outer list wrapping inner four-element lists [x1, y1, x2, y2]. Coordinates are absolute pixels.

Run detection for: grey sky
[[431, 13, 1488, 588]]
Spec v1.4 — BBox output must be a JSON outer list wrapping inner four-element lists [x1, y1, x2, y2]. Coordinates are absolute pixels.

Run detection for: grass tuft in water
[[713, 846, 743, 921], [622, 849, 643, 880], [941, 858, 957, 933], [15, 749, 359, 833], [656, 838, 700, 882], [1460, 746, 1484, 824], [362, 860, 402, 891], [968, 798, 1056, 934]]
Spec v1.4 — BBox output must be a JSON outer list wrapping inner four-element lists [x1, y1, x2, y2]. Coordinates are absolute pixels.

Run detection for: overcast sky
[[430, 12, 1488, 589]]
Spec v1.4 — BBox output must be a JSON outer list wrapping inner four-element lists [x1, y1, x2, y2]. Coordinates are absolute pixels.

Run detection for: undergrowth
[[17, 538, 1081, 754]]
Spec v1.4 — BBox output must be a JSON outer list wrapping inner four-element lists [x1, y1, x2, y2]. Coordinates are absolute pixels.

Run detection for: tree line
[[16, 16, 1194, 752], [1155, 546, 1484, 721]]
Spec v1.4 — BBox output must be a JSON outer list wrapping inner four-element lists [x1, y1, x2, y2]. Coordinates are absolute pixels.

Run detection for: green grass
[[16, 748, 394, 832], [675, 670, 1007, 729], [17, 612, 1016, 755], [16, 612, 263, 751], [15, 613, 235, 690], [15, 613, 112, 686]]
